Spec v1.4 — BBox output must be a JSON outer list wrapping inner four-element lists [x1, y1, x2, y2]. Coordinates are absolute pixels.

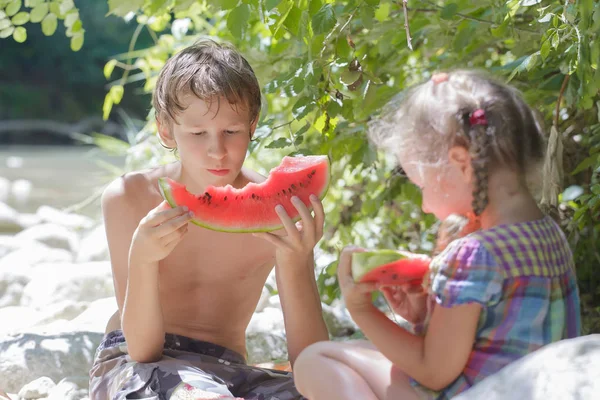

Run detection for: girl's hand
[[379, 284, 428, 324], [129, 200, 192, 265], [336, 246, 378, 315], [253, 195, 325, 268]]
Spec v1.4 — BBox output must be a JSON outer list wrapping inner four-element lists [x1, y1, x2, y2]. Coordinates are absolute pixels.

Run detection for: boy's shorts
[[89, 330, 305, 400]]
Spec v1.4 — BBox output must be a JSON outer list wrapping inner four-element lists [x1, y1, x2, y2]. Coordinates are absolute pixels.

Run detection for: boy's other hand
[[129, 200, 193, 265], [253, 195, 324, 269]]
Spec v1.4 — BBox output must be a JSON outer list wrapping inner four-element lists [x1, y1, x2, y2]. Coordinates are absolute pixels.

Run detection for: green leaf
[[102, 96, 114, 121], [107, 0, 144, 17], [10, 11, 28, 25], [29, 3, 48, 22], [292, 96, 316, 120], [5, 0, 21, 17], [551, 32, 560, 49], [70, 32, 83, 51], [227, 4, 250, 39], [266, 137, 292, 149], [59, 0, 74, 15], [440, 3, 458, 20], [374, 2, 390, 22], [41, 13, 57, 36], [215, 0, 239, 10], [104, 59, 118, 79], [264, 0, 280, 11], [271, 0, 293, 37], [0, 26, 14, 38], [64, 11, 78, 27], [541, 40, 550, 60], [283, 5, 302, 36], [312, 4, 336, 35], [12, 25, 25, 42], [340, 70, 361, 85], [572, 155, 598, 175], [360, 6, 374, 30], [308, 0, 322, 17]]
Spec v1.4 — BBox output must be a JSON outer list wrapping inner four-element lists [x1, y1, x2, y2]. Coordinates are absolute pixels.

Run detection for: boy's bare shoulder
[[101, 164, 174, 213]]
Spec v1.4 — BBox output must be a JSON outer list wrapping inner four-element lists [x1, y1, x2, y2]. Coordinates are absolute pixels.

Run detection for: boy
[[89, 39, 329, 400]]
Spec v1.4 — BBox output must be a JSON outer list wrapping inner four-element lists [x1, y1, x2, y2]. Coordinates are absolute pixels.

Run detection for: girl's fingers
[[337, 246, 365, 284], [157, 212, 192, 236], [147, 202, 188, 226], [354, 282, 378, 294]]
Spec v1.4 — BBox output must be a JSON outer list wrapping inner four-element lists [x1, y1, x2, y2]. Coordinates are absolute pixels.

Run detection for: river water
[[0, 145, 125, 219]]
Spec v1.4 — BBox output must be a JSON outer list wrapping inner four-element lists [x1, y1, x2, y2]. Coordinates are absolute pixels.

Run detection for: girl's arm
[[351, 302, 480, 390]]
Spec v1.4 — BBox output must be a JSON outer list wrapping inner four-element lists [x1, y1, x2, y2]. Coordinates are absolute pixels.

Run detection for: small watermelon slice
[[351, 250, 430, 286], [158, 155, 330, 233]]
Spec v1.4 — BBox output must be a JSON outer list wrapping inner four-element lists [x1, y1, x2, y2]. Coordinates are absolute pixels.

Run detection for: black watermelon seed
[[312, 169, 316, 175], [291, 184, 297, 190], [392, 274, 398, 280], [299, 182, 304, 187], [252, 193, 256, 199], [224, 196, 227, 201]]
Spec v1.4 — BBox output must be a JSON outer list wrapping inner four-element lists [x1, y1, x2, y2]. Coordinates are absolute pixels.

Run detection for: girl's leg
[[294, 340, 422, 400]]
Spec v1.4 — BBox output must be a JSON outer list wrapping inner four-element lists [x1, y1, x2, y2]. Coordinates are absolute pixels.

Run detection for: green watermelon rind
[[351, 250, 406, 282], [157, 160, 330, 233]]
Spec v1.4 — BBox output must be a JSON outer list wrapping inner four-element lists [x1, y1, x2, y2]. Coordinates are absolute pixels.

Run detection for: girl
[[293, 70, 581, 400]]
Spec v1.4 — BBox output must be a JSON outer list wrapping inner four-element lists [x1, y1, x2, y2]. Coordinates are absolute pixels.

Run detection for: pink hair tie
[[469, 109, 487, 126]]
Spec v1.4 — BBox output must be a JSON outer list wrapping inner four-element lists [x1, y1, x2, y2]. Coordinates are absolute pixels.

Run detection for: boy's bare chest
[[158, 226, 276, 286]]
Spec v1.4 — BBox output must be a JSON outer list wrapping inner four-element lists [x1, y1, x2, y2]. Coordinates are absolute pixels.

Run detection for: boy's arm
[[276, 252, 329, 366], [102, 176, 165, 363]]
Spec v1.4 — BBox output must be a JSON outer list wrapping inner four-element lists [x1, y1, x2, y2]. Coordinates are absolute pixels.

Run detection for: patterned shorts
[[89, 330, 305, 400]]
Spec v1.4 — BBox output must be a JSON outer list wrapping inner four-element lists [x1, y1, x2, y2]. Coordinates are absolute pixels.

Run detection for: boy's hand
[[336, 246, 378, 315], [129, 200, 193, 265], [253, 195, 324, 268], [379, 284, 428, 324]]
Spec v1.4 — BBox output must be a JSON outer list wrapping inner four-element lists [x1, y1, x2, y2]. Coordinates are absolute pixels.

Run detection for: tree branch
[[402, 0, 413, 50], [554, 74, 571, 128]]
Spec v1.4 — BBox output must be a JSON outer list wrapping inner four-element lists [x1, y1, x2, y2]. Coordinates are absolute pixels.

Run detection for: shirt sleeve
[[430, 237, 504, 308]]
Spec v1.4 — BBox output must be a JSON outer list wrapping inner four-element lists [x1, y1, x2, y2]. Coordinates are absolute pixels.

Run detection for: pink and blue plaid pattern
[[415, 215, 581, 400]]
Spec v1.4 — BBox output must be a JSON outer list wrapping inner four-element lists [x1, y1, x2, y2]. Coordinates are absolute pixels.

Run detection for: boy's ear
[[156, 118, 176, 149], [448, 146, 473, 183], [249, 118, 259, 139]]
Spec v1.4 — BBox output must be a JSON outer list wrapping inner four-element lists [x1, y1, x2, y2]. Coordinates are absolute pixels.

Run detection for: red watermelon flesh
[[158, 155, 329, 233], [352, 250, 430, 286]]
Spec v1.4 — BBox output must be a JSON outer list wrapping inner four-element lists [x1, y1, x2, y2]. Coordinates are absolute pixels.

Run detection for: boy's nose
[[208, 137, 227, 159]]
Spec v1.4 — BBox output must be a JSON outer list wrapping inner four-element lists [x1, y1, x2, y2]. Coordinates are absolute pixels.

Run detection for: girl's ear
[[157, 119, 177, 149], [448, 146, 473, 184], [249, 118, 259, 139]]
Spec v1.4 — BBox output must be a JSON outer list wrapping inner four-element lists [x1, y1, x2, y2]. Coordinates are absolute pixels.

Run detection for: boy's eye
[[192, 131, 206, 136], [226, 130, 239, 134]]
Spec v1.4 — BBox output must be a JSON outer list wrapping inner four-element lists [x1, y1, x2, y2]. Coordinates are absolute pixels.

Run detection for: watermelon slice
[[351, 250, 430, 286], [158, 155, 330, 233]]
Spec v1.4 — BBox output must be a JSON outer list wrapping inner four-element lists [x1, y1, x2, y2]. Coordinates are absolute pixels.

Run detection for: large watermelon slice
[[158, 155, 330, 233], [351, 250, 430, 286]]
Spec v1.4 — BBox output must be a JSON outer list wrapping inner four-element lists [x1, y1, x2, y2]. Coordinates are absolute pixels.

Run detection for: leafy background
[[1, 0, 598, 333]]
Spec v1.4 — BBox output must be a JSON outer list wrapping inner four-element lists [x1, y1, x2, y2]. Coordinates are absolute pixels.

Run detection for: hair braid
[[460, 110, 492, 216]]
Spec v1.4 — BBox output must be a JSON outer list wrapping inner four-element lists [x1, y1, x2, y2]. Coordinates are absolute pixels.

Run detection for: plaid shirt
[[414, 216, 581, 400]]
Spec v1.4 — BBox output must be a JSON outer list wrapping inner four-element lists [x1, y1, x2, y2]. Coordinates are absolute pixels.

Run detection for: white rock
[[35, 300, 90, 326], [321, 302, 358, 337], [15, 223, 79, 253], [75, 224, 109, 263], [46, 378, 88, 400], [0, 243, 73, 273], [254, 286, 271, 313], [0, 307, 43, 336], [0, 177, 10, 203], [10, 179, 32, 204], [16, 213, 41, 230], [246, 307, 285, 334], [0, 202, 21, 233], [246, 331, 288, 364], [0, 235, 38, 258], [69, 297, 117, 333], [0, 331, 103, 393], [21, 262, 114, 309], [454, 334, 600, 400], [36, 206, 94, 231], [17, 376, 56, 399], [267, 294, 281, 310]]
